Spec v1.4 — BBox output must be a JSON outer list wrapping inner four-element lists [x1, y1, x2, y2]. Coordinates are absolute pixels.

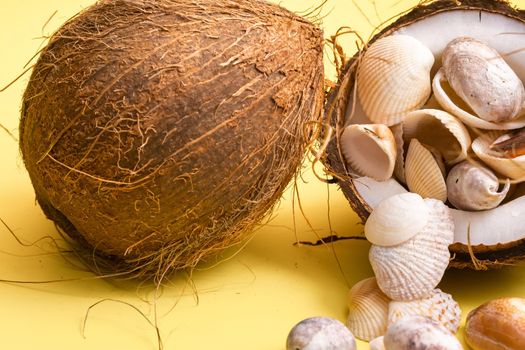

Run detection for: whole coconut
[[20, 0, 324, 278]]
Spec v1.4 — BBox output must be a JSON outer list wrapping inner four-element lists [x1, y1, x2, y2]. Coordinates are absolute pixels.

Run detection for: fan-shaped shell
[[433, 68, 525, 130], [346, 277, 390, 341], [364, 192, 429, 247], [403, 109, 471, 165], [447, 160, 510, 211], [369, 199, 454, 301], [442, 37, 525, 123], [340, 124, 396, 181], [405, 139, 447, 202], [357, 35, 434, 126], [472, 131, 525, 181], [388, 289, 461, 334]]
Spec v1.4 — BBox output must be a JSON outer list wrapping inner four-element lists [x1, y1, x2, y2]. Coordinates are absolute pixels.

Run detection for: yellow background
[[1, 0, 525, 349]]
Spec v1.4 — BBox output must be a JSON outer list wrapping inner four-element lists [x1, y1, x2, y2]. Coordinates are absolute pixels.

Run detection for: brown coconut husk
[[20, 0, 324, 280], [323, 0, 525, 270]]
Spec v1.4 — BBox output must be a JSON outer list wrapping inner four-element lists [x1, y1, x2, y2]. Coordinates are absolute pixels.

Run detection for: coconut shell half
[[20, 0, 324, 278], [324, 0, 525, 269]]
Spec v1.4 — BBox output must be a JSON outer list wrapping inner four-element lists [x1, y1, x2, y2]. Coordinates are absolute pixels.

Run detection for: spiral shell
[[369, 199, 454, 301], [357, 35, 434, 126], [388, 289, 461, 334], [346, 277, 390, 341]]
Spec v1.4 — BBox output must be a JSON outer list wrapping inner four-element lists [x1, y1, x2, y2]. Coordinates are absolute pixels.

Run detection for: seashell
[[357, 35, 434, 126], [369, 336, 385, 350], [384, 316, 463, 350], [465, 298, 525, 350], [364, 192, 429, 247], [390, 124, 406, 184], [369, 198, 454, 301], [388, 289, 461, 334], [472, 131, 525, 181], [490, 128, 525, 158], [443, 37, 525, 123], [447, 160, 510, 211], [340, 124, 397, 181], [346, 277, 390, 341], [403, 109, 471, 165], [433, 68, 525, 130], [404, 138, 447, 202], [286, 317, 357, 350]]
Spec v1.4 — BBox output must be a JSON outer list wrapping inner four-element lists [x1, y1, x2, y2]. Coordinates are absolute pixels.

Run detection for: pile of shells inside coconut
[[286, 13, 525, 350]]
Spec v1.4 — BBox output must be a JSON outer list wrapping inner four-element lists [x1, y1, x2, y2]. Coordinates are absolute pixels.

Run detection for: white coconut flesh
[[346, 9, 525, 247]]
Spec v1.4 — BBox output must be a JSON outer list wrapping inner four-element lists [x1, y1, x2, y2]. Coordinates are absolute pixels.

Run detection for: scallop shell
[[369, 337, 385, 350], [364, 192, 430, 247], [390, 124, 406, 184], [369, 198, 454, 301], [340, 124, 397, 181], [403, 109, 471, 165], [472, 131, 525, 181], [388, 289, 461, 334], [443, 37, 525, 123], [404, 138, 447, 202], [446, 160, 510, 211], [433, 68, 525, 130], [384, 316, 463, 350], [357, 35, 434, 126], [346, 277, 390, 341]]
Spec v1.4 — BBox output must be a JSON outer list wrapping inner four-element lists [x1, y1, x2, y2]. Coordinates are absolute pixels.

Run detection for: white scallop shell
[[433, 68, 525, 130], [388, 289, 461, 334], [364, 192, 429, 247], [442, 37, 525, 123], [369, 336, 386, 350], [472, 131, 525, 181], [369, 198, 454, 301], [404, 139, 447, 202], [346, 277, 390, 341], [446, 160, 510, 211], [357, 35, 434, 126], [340, 124, 397, 181], [390, 124, 406, 184], [403, 109, 471, 165], [384, 316, 463, 350]]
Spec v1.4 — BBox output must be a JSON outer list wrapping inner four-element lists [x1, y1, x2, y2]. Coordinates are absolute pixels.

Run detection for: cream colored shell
[[403, 109, 471, 165], [364, 192, 429, 247], [346, 277, 390, 341], [340, 124, 397, 181], [442, 37, 525, 123], [472, 131, 525, 182], [369, 199, 454, 301], [388, 289, 461, 334], [446, 160, 510, 211], [357, 34, 434, 126], [390, 124, 406, 184], [405, 139, 447, 202]]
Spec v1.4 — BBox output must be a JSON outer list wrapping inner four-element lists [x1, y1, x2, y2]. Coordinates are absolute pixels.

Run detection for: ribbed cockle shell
[[447, 160, 510, 211], [369, 199, 454, 301], [357, 35, 434, 126], [365, 192, 429, 247], [340, 124, 396, 181], [346, 277, 390, 341]]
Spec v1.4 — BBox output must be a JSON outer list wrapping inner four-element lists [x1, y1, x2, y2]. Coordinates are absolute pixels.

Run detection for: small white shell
[[286, 317, 357, 350], [346, 277, 390, 341], [364, 192, 429, 247], [433, 68, 525, 130], [384, 316, 463, 350], [388, 289, 461, 334], [403, 109, 471, 165], [443, 37, 525, 123], [357, 35, 434, 126], [447, 160, 510, 211], [369, 337, 385, 350], [369, 199, 454, 301], [405, 139, 447, 202], [472, 131, 525, 181], [340, 124, 397, 181]]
